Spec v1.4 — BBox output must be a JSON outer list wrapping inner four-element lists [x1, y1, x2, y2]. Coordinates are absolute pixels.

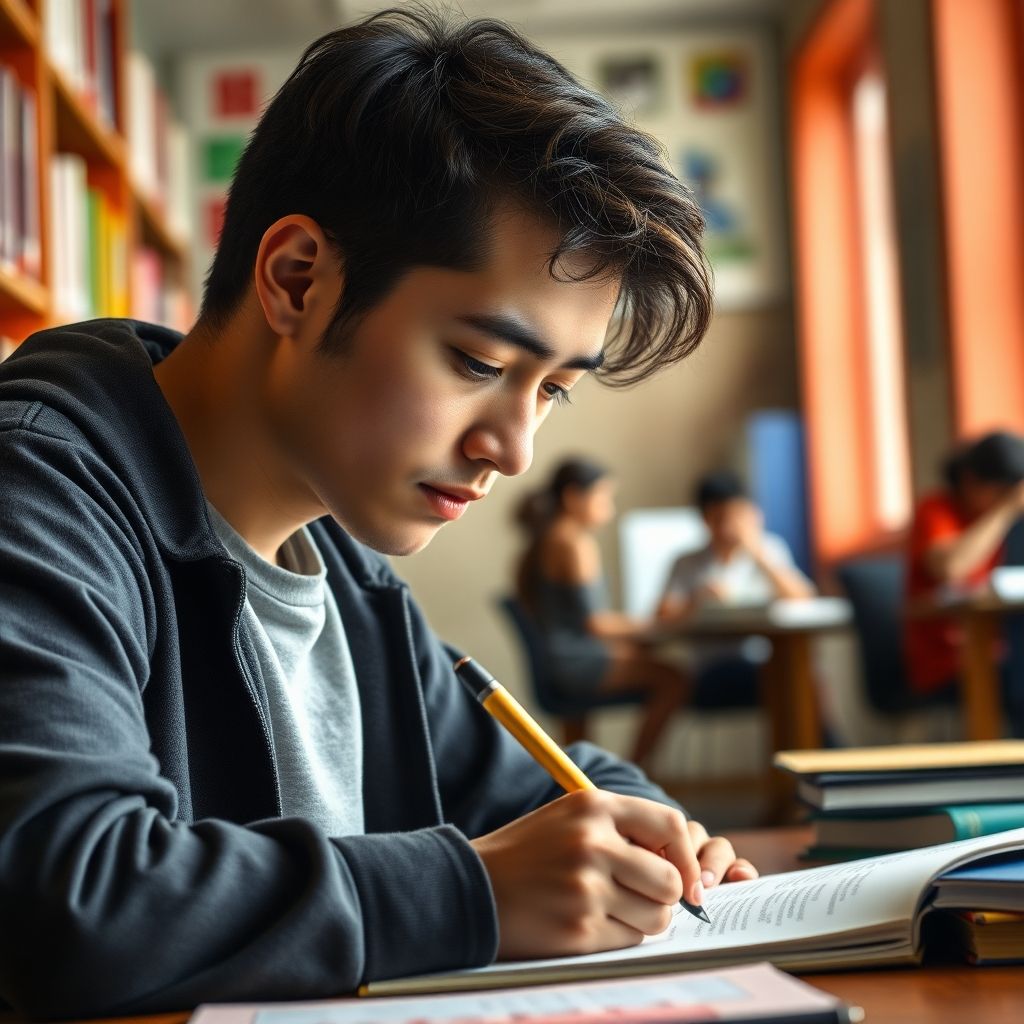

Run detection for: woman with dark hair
[[516, 458, 690, 768]]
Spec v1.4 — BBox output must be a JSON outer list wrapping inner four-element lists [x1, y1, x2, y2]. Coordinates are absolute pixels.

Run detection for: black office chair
[[836, 556, 955, 715], [496, 595, 646, 745]]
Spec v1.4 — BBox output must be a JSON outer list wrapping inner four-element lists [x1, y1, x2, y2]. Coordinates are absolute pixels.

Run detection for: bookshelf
[[0, 0, 192, 353]]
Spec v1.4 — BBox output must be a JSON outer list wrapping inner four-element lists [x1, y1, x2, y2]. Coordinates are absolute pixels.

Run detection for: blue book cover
[[941, 853, 1024, 882]]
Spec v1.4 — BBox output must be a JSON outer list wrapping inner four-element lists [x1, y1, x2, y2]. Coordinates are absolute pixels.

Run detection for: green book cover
[[810, 803, 1024, 856], [945, 803, 1024, 838]]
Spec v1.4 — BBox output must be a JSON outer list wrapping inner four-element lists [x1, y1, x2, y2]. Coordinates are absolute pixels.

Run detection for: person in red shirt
[[904, 432, 1024, 724]]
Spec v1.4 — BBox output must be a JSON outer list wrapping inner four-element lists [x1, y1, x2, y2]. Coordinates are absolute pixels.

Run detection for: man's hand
[[686, 819, 758, 889], [470, 791, 755, 961], [733, 501, 766, 556], [470, 790, 696, 960]]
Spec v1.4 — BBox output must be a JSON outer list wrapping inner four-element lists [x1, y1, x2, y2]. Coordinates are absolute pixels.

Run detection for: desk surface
[[651, 597, 853, 640], [9, 827, 1023, 1024]]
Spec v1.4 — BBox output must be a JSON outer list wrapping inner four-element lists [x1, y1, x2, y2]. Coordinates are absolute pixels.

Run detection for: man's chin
[[339, 517, 445, 557]]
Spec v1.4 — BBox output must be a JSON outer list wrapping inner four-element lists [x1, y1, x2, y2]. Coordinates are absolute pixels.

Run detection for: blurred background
[[2, 0, 1023, 821]]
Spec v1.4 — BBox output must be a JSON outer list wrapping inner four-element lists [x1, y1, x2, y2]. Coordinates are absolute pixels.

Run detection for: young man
[[904, 431, 1024, 730], [0, 10, 756, 1017], [656, 471, 814, 704]]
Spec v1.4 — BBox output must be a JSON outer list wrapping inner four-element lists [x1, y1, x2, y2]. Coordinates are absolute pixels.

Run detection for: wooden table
[[10, 826, 1020, 1024], [916, 592, 1024, 739], [653, 599, 852, 818], [653, 598, 853, 754]]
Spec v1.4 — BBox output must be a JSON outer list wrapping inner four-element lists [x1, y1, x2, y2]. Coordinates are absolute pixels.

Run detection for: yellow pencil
[[453, 654, 710, 924]]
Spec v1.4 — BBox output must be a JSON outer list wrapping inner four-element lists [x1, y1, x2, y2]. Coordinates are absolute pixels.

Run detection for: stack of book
[[933, 854, 1024, 963], [774, 740, 1024, 862], [775, 741, 1024, 965]]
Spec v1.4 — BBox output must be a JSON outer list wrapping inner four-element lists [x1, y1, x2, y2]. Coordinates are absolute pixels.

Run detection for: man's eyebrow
[[456, 313, 605, 372]]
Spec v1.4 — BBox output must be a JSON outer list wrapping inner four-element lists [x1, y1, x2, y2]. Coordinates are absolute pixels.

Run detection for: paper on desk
[[188, 962, 848, 1024]]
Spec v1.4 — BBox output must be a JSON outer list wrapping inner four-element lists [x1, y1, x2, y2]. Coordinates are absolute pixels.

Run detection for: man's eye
[[543, 382, 572, 406], [454, 350, 502, 380]]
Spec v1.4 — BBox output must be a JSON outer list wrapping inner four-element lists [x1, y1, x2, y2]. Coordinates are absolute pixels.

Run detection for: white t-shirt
[[662, 532, 806, 606], [661, 533, 810, 667]]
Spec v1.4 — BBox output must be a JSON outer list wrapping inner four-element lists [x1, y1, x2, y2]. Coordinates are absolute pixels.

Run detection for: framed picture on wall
[[596, 54, 665, 118], [557, 28, 786, 311]]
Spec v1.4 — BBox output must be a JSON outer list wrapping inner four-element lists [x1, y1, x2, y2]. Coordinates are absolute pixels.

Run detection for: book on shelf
[[188, 963, 861, 1024], [808, 803, 1024, 858], [127, 50, 191, 234], [0, 64, 41, 280], [131, 246, 191, 330], [774, 740, 1024, 812], [358, 827, 1024, 997], [44, 0, 118, 127], [49, 152, 129, 320]]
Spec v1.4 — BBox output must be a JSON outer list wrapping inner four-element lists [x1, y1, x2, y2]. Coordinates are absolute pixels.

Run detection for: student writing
[[0, 8, 756, 1017]]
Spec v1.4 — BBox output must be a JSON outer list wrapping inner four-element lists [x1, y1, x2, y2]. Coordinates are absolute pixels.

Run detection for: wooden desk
[[654, 600, 851, 817], [653, 598, 852, 754], [5, 826, 1021, 1024], [918, 592, 1024, 739]]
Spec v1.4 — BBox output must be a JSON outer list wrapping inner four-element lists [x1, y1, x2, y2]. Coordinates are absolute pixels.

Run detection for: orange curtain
[[933, 0, 1024, 439], [789, 0, 876, 564]]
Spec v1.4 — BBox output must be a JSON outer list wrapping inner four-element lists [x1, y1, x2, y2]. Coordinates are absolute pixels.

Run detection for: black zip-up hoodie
[[0, 319, 670, 1018]]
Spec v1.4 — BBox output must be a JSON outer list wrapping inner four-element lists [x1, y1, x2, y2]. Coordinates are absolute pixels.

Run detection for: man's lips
[[418, 483, 486, 521]]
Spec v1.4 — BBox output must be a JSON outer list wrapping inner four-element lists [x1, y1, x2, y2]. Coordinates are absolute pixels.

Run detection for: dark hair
[[515, 457, 609, 610], [695, 470, 747, 510], [943, 431, 1024, 490], [199, 5, 712, 386]]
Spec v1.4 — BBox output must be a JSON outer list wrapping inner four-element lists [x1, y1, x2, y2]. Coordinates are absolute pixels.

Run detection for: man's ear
[[253, 215, 340, 338]]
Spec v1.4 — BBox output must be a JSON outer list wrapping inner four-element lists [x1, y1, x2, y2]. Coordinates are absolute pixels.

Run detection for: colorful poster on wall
[[212, 69, 262, 119], [181, 53, 296, 304], [690, 51, 749, 109], [561, 28, 783, 309], [597, 55, 664, 117]]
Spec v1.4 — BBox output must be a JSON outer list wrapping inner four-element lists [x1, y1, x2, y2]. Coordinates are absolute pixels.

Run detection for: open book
[[362, 826, 1024, 997]]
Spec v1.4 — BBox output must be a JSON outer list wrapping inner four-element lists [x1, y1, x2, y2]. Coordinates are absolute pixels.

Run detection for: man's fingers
[[607, 797, 702, 907], [723, 858, 759, 882], [606, 883, 676, 938], [691, 835, 746, 887], [610, 843, 684, 906]]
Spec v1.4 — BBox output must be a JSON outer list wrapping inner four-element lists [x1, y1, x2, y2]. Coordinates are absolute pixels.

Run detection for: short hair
[[199, 5, 712, 386], [695, 470, 747, 509], [943, 431, 1024, 490]]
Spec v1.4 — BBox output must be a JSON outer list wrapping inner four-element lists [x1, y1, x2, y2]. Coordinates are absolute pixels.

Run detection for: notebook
[[188, 963, 861, 1024], [360, 827, 1024, 997]]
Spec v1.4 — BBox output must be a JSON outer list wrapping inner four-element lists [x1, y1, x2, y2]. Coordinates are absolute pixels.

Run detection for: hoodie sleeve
[[401, 594, 684, 838], [0, 425, 495, 1019]]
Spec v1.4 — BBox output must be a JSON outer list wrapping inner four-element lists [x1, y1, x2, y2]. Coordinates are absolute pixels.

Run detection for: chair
[[836, 556, 955, 716], [496, 595, 646, 745]]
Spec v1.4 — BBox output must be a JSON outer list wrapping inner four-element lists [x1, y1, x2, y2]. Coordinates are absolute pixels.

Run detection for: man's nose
[[461, 396, 536, 478]]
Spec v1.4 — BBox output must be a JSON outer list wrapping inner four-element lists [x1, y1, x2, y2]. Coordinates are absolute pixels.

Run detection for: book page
[[403, 826, 1024, 990]]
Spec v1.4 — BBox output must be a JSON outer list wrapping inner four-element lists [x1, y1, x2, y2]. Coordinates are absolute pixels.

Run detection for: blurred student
[[655, 471, 815, 701], [904, 431, 1024, 731], [516, 459, 690, 768]]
